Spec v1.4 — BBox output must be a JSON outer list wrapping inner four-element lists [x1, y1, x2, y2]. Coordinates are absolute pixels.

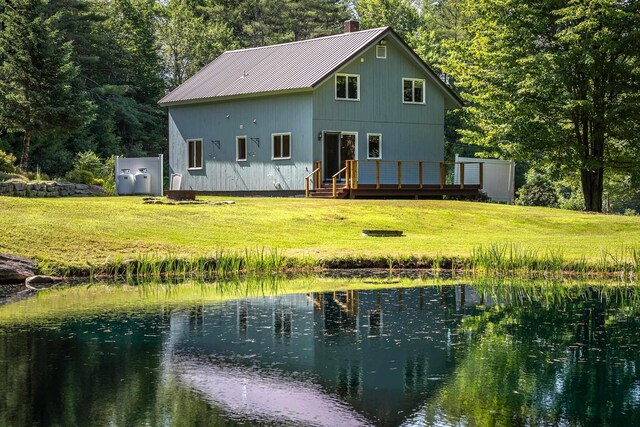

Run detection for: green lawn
[[1, 196, 638, 267]]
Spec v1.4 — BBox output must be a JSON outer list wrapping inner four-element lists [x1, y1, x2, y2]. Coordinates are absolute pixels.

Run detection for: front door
[[324, 132, 356, 181]]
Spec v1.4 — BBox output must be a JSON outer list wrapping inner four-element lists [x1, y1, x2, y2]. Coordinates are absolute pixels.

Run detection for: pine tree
[[0, 0, 93, 170]]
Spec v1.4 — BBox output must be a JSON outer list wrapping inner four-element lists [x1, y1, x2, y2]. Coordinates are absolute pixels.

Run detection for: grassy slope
[[0, 196, 638, 266]]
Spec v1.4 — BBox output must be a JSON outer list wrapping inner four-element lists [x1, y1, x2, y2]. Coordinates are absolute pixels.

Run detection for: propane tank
[[134, 168, 152, 195], [117, 169, 135, 195]]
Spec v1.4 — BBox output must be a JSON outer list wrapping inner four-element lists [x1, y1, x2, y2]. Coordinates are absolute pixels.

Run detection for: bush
[[624, 208, 638, 216], [516, 171, 559, 207], [63, 151, 116, 193], [0, 150, 17, 174], [72, 151, 103, 177], [65, 169, 95, 185], [558, 192, 585, 211]]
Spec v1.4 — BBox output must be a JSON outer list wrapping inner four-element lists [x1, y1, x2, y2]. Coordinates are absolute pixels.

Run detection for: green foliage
[[0, 149, 17, 173], [516, 171, 558, 207], [445, 0, 640, 212], [0, 0, 94, 170], [157, 0, 237, 89], [72, 151, 103, 177], [65, 169, 95, 185], [63, 150, 115, 192], [354, 0, 420, 38]]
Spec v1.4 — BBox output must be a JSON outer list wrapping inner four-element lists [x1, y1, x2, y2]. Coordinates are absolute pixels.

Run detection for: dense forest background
[[0, 0, 638, 212]]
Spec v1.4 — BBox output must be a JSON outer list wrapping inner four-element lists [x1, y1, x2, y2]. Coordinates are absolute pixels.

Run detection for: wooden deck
[[306, 160, 484, 199]]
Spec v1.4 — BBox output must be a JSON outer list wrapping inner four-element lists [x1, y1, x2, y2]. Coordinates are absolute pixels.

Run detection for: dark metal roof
[[158, 27, 464, 108]]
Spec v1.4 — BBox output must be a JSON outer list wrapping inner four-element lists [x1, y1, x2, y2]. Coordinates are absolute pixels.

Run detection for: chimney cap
[[344, 20, 360, 33]]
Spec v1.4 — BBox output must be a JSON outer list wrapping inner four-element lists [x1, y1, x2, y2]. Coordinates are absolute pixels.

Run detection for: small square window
[[187, 139, 203, 169], [236, 136, 247, 161], [272, 133, 291, 160], [367, 134, 382, 159], [376, 45, 387, 59], [336, 74, 359, 100]]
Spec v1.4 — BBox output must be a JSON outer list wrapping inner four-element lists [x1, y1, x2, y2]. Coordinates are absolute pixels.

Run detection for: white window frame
[[402, 78, 426, 104], [187, 138, 203, 170], [271, 132, 292, 160], [335, 73, 360, 101], [366, 133, 382, 160], [236, 135, 248, 162], [376, 45, 387, 59]]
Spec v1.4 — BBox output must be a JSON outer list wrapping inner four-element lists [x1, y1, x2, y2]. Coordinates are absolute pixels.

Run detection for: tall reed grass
[[469, 243, 640, 279], [40, 248, 315, 281], [35, 244, 640, 281]]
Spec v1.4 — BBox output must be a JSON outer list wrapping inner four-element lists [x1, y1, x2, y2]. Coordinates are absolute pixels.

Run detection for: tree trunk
[[20, 130, 31, 171], [581, 167, 603, 212]]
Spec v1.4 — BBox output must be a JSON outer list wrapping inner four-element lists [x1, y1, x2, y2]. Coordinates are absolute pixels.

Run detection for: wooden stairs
[[309, 183, 349, 199]]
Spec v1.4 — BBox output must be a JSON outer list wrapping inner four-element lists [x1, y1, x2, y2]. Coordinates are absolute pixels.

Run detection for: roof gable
[[158, 27, 463, 109]]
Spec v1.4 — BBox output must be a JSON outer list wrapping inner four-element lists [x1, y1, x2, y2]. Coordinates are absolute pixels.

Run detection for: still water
[[1, 281, 640, 426]]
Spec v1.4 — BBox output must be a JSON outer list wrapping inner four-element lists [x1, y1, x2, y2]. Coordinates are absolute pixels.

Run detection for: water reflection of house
[[169, 286, 485, 425]]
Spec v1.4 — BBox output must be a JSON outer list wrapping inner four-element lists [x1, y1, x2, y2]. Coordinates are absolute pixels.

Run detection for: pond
[[1, 278, 640, 426]]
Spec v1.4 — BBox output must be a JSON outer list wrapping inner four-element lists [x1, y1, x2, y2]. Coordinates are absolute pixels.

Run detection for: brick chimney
[[344, 20, 360, 33]]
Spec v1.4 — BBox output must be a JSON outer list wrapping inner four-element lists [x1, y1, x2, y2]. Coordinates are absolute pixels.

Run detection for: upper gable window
[[376, 45, 387, 59], [403, 78, 425, 104], [336, 74, 359, 101]]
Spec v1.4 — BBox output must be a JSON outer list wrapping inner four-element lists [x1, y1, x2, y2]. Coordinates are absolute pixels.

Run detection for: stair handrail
[[304, 166, 321, 198], [332, 165, 348, 198]]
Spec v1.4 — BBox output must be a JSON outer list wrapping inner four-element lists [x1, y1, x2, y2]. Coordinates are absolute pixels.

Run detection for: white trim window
[[367, 133, 382, 159], [335, 73, 360, 101], [403, 78, 425, 104], [376, 45, 387, 59], [187, 138, 203, 169], [272, 133, 291, 160], [236, 135, 247, 161]]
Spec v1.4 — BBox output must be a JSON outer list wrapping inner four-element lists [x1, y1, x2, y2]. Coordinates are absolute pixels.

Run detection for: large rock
[[0, 254, 36, 284]]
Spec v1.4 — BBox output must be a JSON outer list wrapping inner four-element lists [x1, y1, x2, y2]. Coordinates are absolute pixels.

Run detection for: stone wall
[[0, 181, 106, 197]]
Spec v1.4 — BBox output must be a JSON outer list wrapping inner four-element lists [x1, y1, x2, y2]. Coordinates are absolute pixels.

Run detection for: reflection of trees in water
[[425, 286, 640, 426], [0, 316, 168, 426]]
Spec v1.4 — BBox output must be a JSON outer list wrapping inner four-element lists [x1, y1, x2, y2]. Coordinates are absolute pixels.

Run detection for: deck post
[[397, 161, 402, 189], [460, 163, 465, 189], [376, 161, 380, 189], [479, 162, 484, 189], [353, 160, 358, 189], [332, 175, 337, 198], [305, 176, 310, 198], [315, 161, 321, 189], [345, 161, 351, 189], [440, 163, 445, 189], [419, 161, 423, 189]]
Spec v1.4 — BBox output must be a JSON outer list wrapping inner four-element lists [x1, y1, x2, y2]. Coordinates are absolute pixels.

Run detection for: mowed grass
[[0, 196, 639, 267]]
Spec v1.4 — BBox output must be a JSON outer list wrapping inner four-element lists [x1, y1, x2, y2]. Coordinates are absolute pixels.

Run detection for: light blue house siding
[[169, 92, 313, 191], [167, 32, 452, 192], [312, 36, 445, 185]]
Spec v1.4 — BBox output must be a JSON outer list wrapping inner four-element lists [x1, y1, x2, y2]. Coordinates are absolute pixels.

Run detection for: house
[[159, 20, 479, 198]]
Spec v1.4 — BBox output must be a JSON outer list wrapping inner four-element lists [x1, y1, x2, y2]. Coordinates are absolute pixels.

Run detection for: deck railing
[[304, 161, 322, 197], [346, 160, 483, 190], [309, 160, 483, 198]]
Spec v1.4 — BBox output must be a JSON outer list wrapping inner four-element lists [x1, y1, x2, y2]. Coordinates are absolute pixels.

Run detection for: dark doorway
[[324, 132, 356, 181]]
